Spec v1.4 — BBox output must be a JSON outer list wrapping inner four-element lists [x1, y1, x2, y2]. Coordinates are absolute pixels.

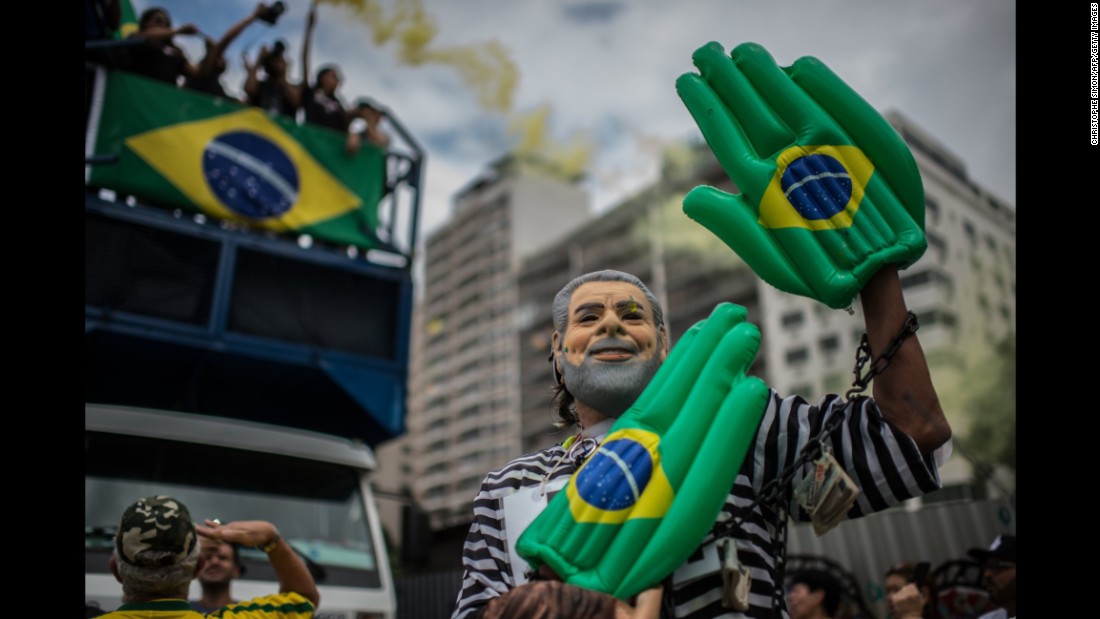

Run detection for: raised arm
[[300, 0, 318, 90], [242, 46, 265, 102], [197, 518, 321, 608], [859, 266, 950, 453], [674, 42, 950, 454], [133, 22, 199, 44], [197, 3, 264, 78]]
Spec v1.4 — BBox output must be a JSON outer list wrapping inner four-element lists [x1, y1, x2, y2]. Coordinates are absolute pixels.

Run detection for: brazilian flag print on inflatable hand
[[515, 303, 769, 599], [676, 42, 927, 310]]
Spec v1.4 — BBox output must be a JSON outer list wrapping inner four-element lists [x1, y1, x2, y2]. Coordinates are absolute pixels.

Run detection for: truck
[[84, 42, 425, 618], [85, 405, 396, 619]]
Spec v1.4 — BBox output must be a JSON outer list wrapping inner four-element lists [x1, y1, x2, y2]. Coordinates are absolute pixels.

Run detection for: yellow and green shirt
[[101, 592, 314, 619]]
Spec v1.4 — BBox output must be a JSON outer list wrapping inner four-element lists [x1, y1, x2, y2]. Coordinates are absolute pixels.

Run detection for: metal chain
[[769, 490, 792, 618], [845, 311, 919, 400], [711, 310, 920, 618]]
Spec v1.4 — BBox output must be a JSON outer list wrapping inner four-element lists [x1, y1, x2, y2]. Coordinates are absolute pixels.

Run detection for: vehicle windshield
[[85, 430, 382, 588]]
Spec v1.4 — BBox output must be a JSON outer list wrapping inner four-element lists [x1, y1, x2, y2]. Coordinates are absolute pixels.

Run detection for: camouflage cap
[[114, 495, 198, 567]]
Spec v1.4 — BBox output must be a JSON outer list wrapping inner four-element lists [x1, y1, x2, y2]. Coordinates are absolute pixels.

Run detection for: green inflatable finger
[[676, 41, 926, 309], [515, 303, 769, 599]]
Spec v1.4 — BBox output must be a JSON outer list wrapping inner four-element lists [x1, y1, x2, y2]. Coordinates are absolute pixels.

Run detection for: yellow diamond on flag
[[566, 428, 674, 525], [757, 144, 875, 232], [125, 108, 362, 232]]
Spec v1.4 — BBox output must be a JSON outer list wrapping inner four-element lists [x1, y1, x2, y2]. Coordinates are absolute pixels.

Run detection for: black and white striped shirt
[[452, 390, 948, 619]]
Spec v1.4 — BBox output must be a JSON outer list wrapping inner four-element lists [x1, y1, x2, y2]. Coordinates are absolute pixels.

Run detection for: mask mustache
[[586, 338, 639, 356]]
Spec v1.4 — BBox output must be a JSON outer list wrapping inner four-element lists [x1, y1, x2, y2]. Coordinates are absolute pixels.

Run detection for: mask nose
[[597, 312, 624, 336]]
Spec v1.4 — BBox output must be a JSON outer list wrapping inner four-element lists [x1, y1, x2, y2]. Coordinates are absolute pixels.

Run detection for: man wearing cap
[[103, 495, 320, 618], [968, 534, 1017, 619]]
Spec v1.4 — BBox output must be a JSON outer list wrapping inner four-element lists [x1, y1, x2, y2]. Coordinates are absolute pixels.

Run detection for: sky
[[128, 0, 1016, 245]]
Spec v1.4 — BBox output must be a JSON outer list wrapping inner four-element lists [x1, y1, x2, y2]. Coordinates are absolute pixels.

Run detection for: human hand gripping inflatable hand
[[676, 42, 927, 309], [516, 303, 769, 599]]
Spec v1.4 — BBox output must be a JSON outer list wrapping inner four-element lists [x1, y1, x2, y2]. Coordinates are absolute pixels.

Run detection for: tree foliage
[[962, 333, 1016, 474]]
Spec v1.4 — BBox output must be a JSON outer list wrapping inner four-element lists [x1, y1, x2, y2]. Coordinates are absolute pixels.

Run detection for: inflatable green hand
[[515, 303, 769, 599], [676, 42, 926, 309]]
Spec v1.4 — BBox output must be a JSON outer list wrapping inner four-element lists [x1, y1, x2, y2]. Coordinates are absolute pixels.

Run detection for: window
[[781, 310, 805, 328], [900, 270, 932, 289], [921, 310, 958, 328], [819, 334, 840, 354], [925, 197, 940, 223], [900, 269, 953, 295], [785, 347, 809, 365], [926, 231, 947, 262], [963, 219, 976, 243]]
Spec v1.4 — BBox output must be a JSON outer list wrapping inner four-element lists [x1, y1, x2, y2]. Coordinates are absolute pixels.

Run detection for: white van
[[85, 404, 397, 619]]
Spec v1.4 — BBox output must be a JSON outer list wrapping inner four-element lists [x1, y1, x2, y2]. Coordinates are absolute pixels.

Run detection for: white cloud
[[128, 0, 1017, 249]]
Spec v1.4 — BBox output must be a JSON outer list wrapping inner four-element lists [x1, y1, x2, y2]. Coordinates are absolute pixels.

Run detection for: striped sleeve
[[663, 389, 950, 619], [750, 390, 944, 521], [451, 448, 569, 619]]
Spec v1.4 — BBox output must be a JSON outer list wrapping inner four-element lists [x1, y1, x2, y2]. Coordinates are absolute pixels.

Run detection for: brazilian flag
[[116, 0, 138, 39], [86, 71, 386, 249]]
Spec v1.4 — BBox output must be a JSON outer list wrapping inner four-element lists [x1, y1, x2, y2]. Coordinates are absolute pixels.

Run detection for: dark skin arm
[[859, 266, 951, 453], [242, 48, 260, 101], [197, 518, 321, 608], [196, 3, 264, 79], [134, 22, 199, 43], [132, 23, 202, 79], [300, 1, 317, 91], [242, 46, 267, 103]]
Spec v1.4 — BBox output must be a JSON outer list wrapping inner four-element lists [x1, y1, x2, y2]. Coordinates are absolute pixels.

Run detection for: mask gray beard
[[562, 349, 662, 418]]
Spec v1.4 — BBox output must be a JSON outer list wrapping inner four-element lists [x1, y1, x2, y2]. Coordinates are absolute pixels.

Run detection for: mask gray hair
[[552, 270, 664, 337]]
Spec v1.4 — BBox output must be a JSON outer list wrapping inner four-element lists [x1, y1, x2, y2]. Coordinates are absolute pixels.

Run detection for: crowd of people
[[787, 536, 1016, 619], [464, 537, 1016, 619], [88, 1, 391, 154]]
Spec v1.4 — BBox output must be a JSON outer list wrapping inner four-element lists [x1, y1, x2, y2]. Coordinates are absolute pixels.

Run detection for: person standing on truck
[[101, 495, 320, 618]]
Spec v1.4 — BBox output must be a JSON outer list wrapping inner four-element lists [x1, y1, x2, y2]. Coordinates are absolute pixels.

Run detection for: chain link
[[845, 311, 919, 400], [710, 311, 920, 618]]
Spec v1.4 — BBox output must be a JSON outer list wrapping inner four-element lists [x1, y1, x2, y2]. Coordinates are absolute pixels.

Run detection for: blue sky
[[130, 0, 1016, 242]]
